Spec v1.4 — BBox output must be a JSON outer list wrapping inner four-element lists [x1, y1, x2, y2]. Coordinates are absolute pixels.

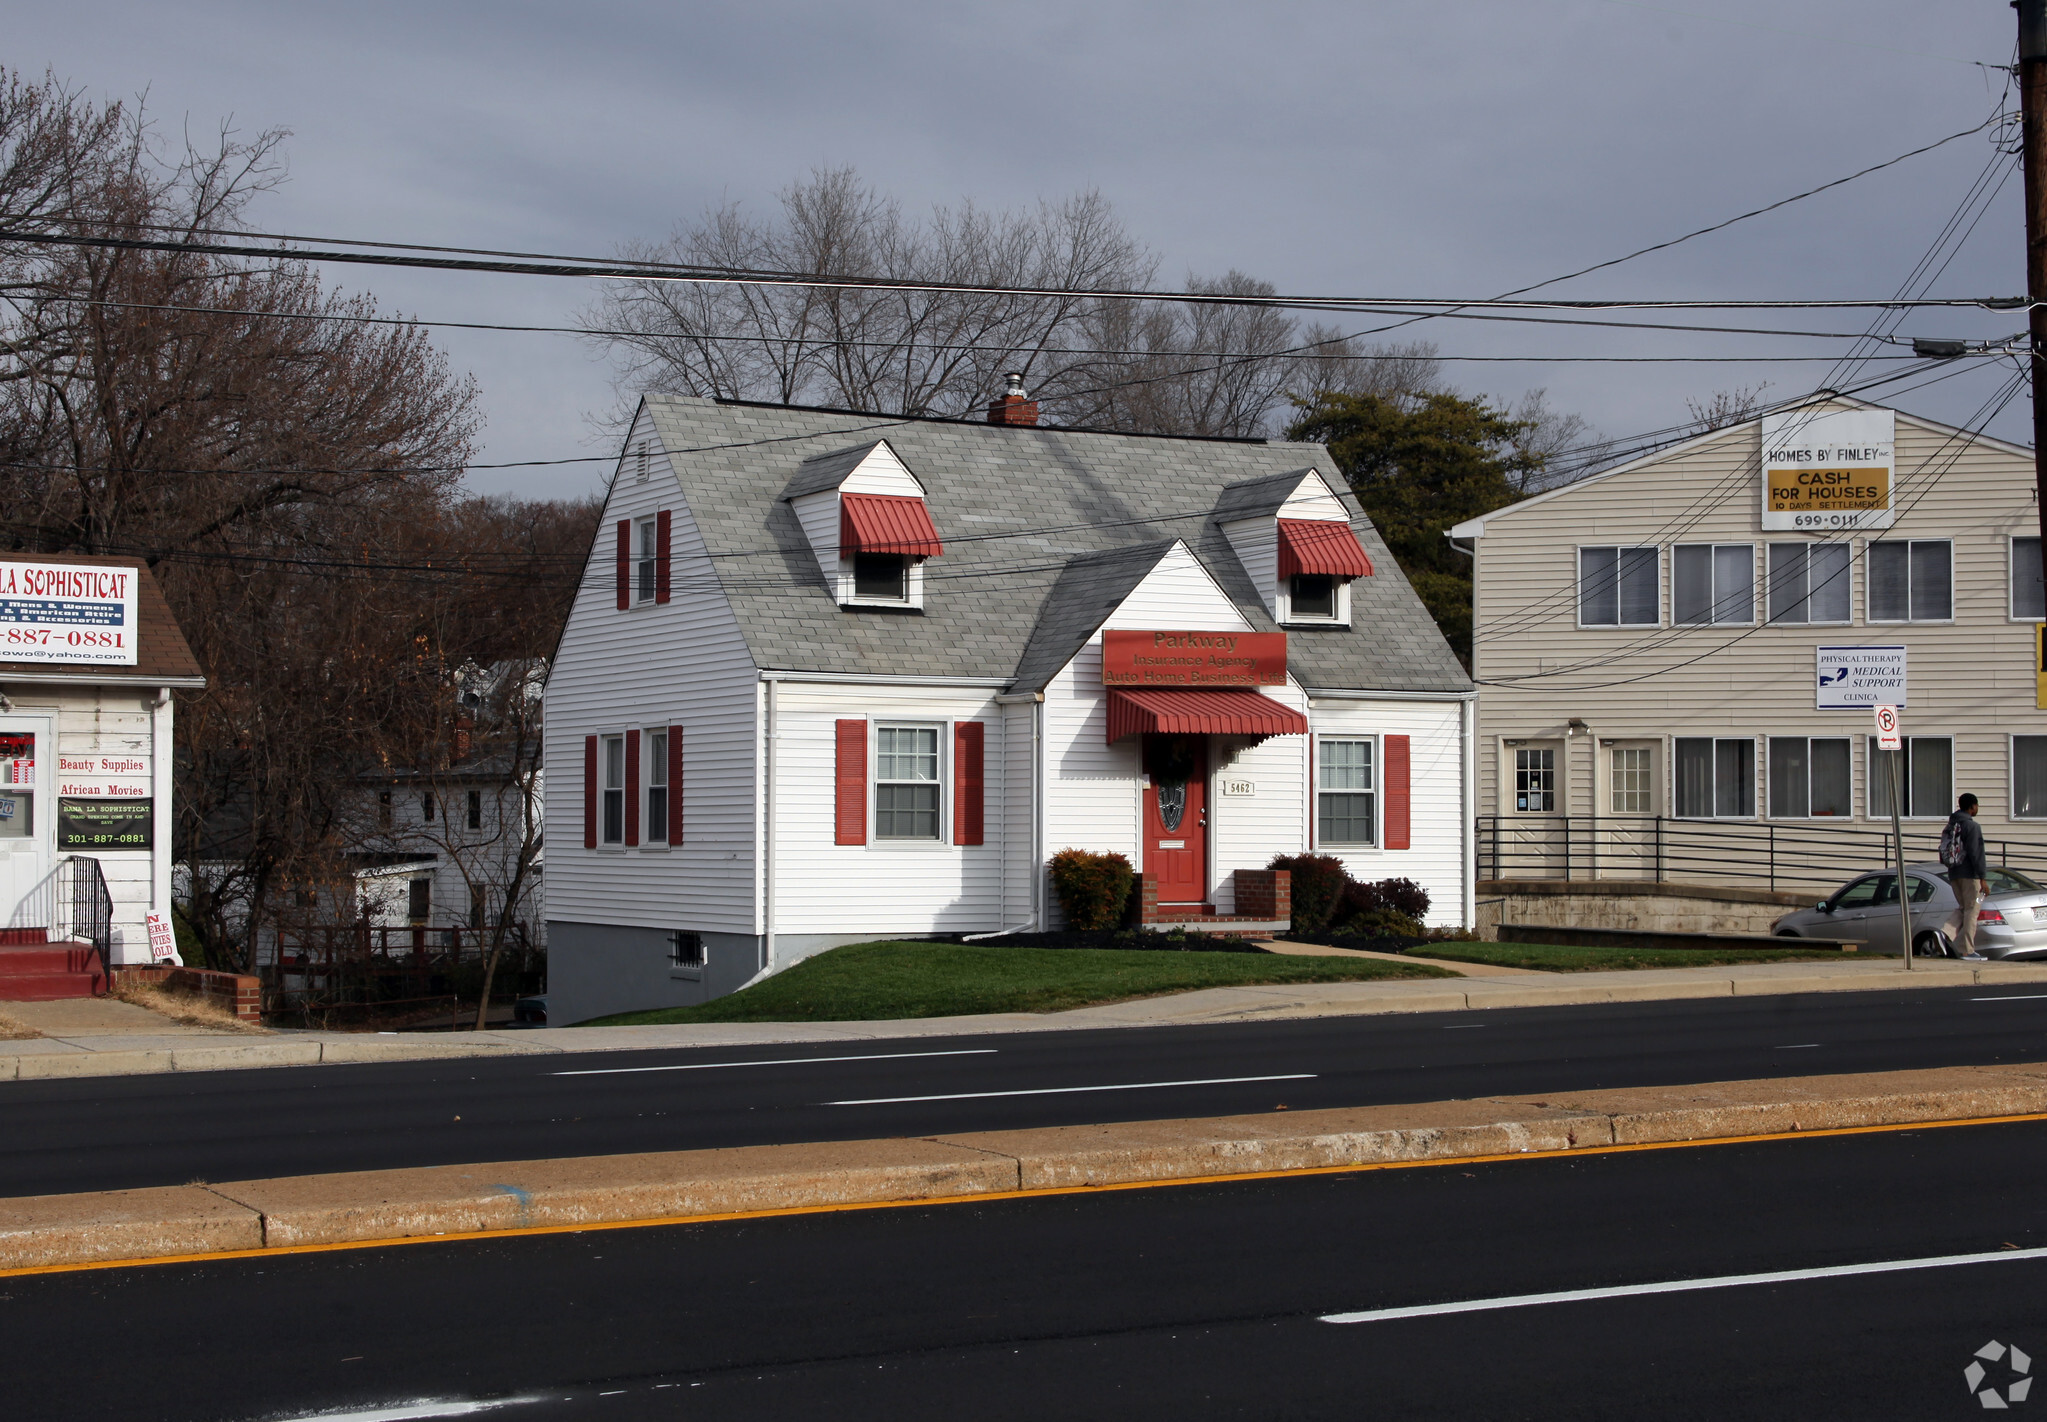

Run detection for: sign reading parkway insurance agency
[[1760, 407, 1895, 533], [1099, 630, 1287, 688], [0, 560, 138, 665], [1816, 644, 1906, 709]]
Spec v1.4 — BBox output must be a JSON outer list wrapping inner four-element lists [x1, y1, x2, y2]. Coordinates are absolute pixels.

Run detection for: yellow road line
[[6, 1108, 2045, 1282]]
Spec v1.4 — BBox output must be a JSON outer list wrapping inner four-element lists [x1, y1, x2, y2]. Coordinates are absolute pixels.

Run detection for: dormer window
[[853, 552, 911, 602], [1288, 574, 1339, 620]]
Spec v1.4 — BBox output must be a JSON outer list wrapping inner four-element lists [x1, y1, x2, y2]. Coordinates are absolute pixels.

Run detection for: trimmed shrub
[[1267, 853, 1350, 932], [1338, 905, 1426, 940], [1048, 848, 1136, 931], [1341, 876, 1431, 923]]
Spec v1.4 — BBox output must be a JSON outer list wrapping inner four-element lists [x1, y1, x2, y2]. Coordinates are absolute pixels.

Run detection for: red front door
[[1143, 735, 1207, 906]]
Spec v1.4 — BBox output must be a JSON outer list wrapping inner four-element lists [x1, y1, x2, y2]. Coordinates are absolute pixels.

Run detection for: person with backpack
[[1939, 793, 1990, 961]]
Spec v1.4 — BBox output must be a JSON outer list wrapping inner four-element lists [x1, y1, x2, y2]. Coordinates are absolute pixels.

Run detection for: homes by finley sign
[[0, 561, 138, 665], [1816, 644, 1906, 708], [1100, 630, 1287, 688], [1761, 407, 1895, 533]]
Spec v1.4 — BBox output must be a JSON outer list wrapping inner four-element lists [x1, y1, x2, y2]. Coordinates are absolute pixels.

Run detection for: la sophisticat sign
[[1100, 630, 1287, 688], [0, 561, 138, 665]]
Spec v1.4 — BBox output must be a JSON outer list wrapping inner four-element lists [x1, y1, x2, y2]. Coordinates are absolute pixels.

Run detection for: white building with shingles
[[545, 394, 1475, 1024], [1452, 395, 2047, 891]]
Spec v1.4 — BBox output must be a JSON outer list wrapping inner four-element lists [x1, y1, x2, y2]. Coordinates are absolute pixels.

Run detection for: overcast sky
[[10, 1, 2031, 498]]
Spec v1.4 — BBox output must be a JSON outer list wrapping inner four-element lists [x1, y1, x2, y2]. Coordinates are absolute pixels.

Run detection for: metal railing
[[1476, 815, 2047, 893], [56, 855, 112, 986]]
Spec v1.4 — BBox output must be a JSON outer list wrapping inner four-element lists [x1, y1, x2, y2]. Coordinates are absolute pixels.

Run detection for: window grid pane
[[2016, 736, 2047, 817], [1810, 739, 1851, 816], [1713, 545, 1753, 624], [1869, 541, 1909, 621], [1580, 547, 1658, 626], [1909, 541, 1952, 621], [1767, 543, 1809, 624], [1611, 747, 1652, 813], [1907, 736, 1952, 818], [1618, 547, 1659, 625], [1769, 738, 1809, 818], [1810, 543, 1851, 622], [1514, 748, 1555, 812], [2015, 537, 2045, 620], [1319, 740, 1375, 843], [875, 727, 941, 839], [1672, 545, 1712, 625]]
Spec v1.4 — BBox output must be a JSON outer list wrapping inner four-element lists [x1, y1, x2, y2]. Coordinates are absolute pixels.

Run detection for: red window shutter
[[1384, 734, 1411, 850], [582, 735, 598, 848], [667, 724, 685, 845], [655, 510, 672, 604], [624, 729, 641, 847], [614, 519, 630, 610], [954, 721, 984, 846], [834, 719, 867, 846]]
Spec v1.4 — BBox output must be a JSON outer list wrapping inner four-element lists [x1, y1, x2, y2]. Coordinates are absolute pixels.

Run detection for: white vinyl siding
[[1867, 539, 1953, 622], [1672, 544, 1754, 625], [1578, 546, 1659, 627], [1766, 542, 1851, 624]]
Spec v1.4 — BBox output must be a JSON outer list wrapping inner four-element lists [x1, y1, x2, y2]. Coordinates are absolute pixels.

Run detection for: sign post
[[1876, 706, 1911, 971]]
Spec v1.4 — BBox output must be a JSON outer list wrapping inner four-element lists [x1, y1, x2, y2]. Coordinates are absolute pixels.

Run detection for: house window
[[874, 725, 941, 839], [1767, 543, 1852, 624], [2014, 537, 2044, 621], [421, 792, 435, 823], [646, 729, 669, 844], [1868, 540, 1952, 622], [1768, 737, 1851, 818], [1672, 544, 1754, 625], [853, 552, 910, 602], [1514, 746, 1557, 813], [1610, 747, 1653, 814], [407, 878, 431, 923], [668, 930, 705, 968], [1317, 739, 1376, 844], [600, 734, 626, 844], [1578, 547, 1659, 627], [378, 791, 392, 829], [1289, 574, 1339, 621], [1867, 736, 1952, 819], [636, 518, 659, 603], [2016, 736, 2047, 818], [1674, 738, 1754, 818], [467, 790, 482, 830]]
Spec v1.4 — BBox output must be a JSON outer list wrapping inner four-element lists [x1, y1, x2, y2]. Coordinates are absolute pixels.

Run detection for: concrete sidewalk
[[4, 955, 2045, 1082], [4, 1061, 2045, 1273]]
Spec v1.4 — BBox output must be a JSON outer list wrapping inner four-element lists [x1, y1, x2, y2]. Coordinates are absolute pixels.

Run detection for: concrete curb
[[4, 959, 2047, 1081], [4, 1063, 2046, 1272]]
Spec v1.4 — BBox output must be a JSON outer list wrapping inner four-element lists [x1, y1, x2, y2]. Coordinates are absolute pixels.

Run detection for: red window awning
[[841, 493, 943, 557], [1105, 688, 1309, 744], [1278, 519, 1371, 579]]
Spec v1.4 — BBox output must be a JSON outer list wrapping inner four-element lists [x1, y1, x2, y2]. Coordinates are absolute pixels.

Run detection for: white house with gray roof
[[544, 394, 1475, 1023]]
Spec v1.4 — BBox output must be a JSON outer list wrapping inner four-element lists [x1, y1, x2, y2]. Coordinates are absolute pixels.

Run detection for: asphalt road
[[7, 1116, 2047, 1420], [6, 982, 2047, 1197]]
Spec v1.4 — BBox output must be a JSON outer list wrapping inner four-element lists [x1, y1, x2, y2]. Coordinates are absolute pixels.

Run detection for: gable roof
[[1448, 394, 2033, 539], [781, 440, 912, 499], [637, 397, 1468, 694], [1212, 468, 1327, 522]]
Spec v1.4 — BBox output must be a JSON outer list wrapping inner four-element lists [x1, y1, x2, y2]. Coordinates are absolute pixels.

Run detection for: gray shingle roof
[[1211, 468, 1319, 522], [779, 440, 897, 499], [641, 398, 1469, 694]]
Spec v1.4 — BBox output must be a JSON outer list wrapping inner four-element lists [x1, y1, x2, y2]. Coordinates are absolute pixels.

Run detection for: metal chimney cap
[[1003, 372, 1029, 397]]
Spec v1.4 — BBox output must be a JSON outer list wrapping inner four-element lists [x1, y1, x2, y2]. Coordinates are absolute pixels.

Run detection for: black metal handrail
[[58, 855, 113, 989], [1476, 814, 2047, 893]]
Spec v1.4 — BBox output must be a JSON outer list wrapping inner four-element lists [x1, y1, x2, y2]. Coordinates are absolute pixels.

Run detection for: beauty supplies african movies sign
[[1761, 408, 1894, 532], [0, 562, 137, 665]]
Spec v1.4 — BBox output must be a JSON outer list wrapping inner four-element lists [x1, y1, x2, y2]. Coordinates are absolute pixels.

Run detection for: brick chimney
[[987, 371, 1039, 426]]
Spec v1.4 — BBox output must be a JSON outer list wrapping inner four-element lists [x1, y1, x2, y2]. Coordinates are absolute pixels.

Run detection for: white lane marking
[[1443, 1024, 1487, 1030], [827, 1073, 1314, 1106], [552, 1049, 997, 1077], [1774, 1043, 1821, 1049], [1974, 994, 2047, 1001], [281, 1399, 540, 1420], [1320, 1245, 2047, 1324]]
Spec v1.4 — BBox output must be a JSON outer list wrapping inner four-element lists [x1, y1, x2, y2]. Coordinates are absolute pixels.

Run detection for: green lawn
[[1417, 941, 1855, 973], [582, 940, 1456, 1025]]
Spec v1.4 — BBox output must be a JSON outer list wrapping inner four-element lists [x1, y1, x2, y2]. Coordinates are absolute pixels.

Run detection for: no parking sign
[[1875, 705, 1901, 751]]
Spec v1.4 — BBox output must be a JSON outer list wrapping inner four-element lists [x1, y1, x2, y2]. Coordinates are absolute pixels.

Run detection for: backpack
[[1938, 816, 1964, 869]]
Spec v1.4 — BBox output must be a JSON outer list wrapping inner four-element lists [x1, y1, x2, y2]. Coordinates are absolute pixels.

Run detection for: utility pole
[[2023, 0, 2047, 549]]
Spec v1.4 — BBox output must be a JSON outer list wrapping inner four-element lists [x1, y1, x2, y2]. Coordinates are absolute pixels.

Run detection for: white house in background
[[0, 554, 203, 966], [543, 392, 1476, 1024]]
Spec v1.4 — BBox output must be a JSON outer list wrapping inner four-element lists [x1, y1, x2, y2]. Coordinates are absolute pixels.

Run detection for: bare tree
[[1687, 382, 1771, 435]]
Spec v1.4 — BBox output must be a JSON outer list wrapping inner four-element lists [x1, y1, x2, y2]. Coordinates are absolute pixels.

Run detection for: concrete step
[[0, 943, 106, 1000]]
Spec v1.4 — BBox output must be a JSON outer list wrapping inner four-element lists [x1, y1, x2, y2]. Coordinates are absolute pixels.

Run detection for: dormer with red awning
[[1214, 468, 1373, 628], [781, 440, 943, 609]]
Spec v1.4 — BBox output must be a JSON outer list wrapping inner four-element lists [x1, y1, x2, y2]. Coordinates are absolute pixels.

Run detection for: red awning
[[1277, 519, 1372, 579], [841, 493, 943, 557], [1105, 688, 1309, 744]]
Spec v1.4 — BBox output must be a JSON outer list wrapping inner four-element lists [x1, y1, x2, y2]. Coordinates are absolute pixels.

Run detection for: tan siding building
[[1452, 397, 2047, 889]]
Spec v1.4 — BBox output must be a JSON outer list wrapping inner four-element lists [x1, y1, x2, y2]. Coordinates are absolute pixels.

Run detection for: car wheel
[[1914, 930, 1951, 960], [1776, 930, 1799, 938]]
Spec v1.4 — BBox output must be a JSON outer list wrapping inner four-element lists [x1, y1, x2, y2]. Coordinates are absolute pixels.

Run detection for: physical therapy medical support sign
[[0, 561, 138, 665], [1760, 407, 1895, 532]]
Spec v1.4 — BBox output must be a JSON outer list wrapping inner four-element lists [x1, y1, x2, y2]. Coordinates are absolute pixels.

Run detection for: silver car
[[1773, 863, 2047, 959]]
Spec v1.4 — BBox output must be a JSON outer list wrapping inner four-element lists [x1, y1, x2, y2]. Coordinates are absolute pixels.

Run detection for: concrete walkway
[[4, 956, 2046, 1082], [1259, 938, 1547, 975]]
